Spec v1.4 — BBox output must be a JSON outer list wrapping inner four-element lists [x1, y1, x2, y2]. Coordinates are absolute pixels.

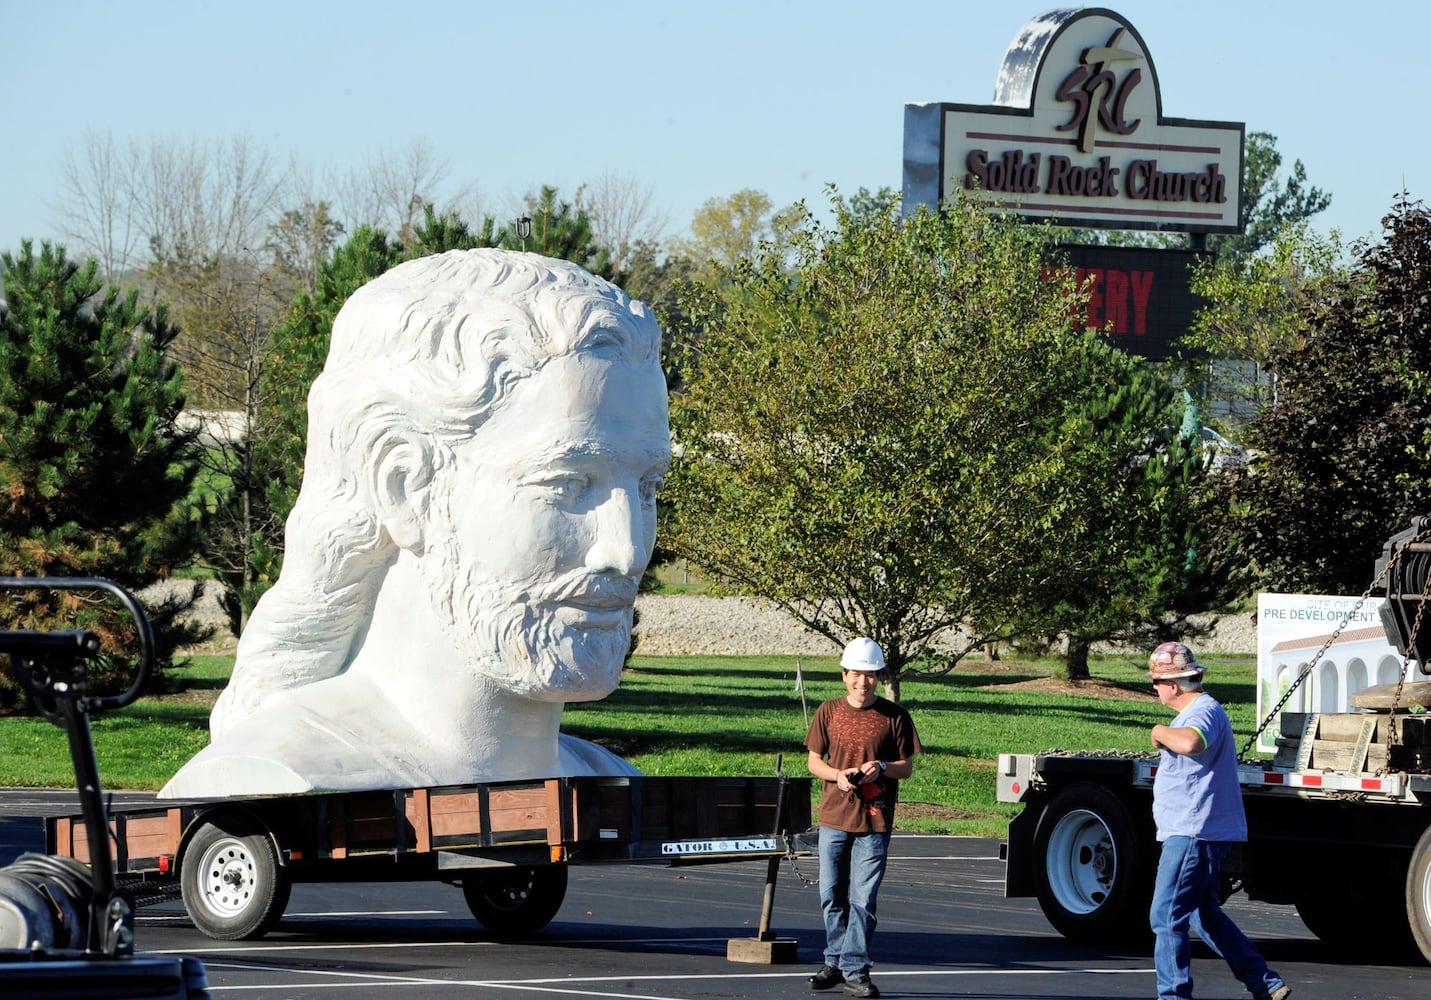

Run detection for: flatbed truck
[[996, 518, 1431, 964]]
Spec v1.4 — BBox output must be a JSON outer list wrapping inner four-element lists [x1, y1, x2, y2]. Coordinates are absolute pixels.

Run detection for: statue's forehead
[[460, 282, 632, 322]]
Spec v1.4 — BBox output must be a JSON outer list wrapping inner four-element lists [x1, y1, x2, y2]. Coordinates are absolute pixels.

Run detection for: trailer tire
[[1406, 826, 1431, 964], [462, 865, 568, 937], [180, 815, 290, 941], [1032, 782, 1154, 945]]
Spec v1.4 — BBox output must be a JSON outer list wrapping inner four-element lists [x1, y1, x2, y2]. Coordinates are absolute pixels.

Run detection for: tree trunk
[[1065, 638, 1092, 681]]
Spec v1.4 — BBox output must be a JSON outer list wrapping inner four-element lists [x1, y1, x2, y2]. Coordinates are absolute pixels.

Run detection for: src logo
[[1054, 28, 1143, 153]]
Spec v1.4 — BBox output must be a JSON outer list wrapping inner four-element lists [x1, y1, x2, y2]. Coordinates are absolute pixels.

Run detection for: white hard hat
[[840, 637, 886, 673]]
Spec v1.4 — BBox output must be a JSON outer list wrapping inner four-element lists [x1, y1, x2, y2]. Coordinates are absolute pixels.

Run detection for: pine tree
[[0, 241, 207, 709], [511, 186, 615, 279]]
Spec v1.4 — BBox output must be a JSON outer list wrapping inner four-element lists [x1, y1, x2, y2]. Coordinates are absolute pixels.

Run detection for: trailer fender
[[175, 805, 285, 873]]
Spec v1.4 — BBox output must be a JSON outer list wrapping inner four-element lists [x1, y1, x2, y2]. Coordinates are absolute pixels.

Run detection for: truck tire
[[180, 814, 290, 941], [1406, 826, 1431, 964], [1031, 782, 1154, 945], [462, 865, 568, 936]]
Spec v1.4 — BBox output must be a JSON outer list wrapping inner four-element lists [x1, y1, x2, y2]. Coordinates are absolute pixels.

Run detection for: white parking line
[[189, 961, 1156, 995]]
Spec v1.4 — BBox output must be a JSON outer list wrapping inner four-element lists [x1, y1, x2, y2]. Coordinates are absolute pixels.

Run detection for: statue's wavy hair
[[211, 249, 662, 734]]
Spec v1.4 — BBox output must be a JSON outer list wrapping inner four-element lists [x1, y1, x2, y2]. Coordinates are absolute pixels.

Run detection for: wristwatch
[[877, 761, 887, 772]]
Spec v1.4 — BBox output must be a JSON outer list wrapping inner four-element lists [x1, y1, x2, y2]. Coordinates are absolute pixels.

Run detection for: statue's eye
[[524, 472, 588, 504]]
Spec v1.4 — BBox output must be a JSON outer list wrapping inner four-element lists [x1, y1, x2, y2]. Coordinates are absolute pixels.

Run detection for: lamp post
[[514, 216, 532, 252]]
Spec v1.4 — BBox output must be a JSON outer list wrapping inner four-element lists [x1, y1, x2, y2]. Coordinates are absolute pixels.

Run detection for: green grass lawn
[[0, 650, 1263, 839]]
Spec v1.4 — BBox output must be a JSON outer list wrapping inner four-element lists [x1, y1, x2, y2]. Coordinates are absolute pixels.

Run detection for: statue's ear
[[371, 434, 435, 552]]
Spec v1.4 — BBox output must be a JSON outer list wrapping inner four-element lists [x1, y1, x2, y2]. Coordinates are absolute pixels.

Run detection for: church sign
[[903, 8, 1245, 234]]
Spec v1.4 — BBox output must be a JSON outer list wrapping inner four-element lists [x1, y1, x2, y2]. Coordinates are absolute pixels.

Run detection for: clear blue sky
[[2, 0, 1425, 252]]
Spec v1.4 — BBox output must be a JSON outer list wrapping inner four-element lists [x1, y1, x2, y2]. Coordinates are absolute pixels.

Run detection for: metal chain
[[1379, 552, 1431, 767], [1237, 525, 1431, 763], [783, 833, 819, 887], [1237, 526, 1431, 761]]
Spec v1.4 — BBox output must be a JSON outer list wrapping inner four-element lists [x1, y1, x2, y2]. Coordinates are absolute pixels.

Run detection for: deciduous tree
[[663, 195, 1196, 695], [577, 170, 669, 275], [1208, 132, 1332, 265], [1185, 221, 1348, 421], [675, 188, 804, 274], [1210, 195, 1431, 595]]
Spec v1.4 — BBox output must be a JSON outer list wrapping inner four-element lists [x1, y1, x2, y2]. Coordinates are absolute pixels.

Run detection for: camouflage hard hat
[[1146, 641, 1204, 680]]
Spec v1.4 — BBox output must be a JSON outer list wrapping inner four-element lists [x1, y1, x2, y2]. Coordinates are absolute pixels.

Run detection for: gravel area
[[632, 594, 1259, 657], [156, 582, 1260, 658]]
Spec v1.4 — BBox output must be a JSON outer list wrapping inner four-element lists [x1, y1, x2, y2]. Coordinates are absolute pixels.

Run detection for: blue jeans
[[818, 827, 890, 977], [1151, 836, 1286, 999]]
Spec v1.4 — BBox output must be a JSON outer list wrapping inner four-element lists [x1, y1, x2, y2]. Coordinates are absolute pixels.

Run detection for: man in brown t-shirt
[[804, 637, 922, 999]]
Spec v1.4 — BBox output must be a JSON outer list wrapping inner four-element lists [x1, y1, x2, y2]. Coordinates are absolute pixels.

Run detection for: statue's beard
[[418, 541, 631, 703]]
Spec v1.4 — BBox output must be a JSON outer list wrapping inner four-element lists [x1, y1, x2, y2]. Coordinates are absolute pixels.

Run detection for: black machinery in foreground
[[0, 576, 209, 999]]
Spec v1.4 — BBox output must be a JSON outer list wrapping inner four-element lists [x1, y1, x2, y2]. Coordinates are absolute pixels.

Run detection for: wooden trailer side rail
[[47, 775, 812, 875]]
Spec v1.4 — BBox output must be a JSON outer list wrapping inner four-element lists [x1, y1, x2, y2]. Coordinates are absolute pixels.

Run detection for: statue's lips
[[545, 579, 638, 630]]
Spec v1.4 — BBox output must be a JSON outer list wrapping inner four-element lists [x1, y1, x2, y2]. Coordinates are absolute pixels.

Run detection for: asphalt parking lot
[[1, 791, 1426, 998]]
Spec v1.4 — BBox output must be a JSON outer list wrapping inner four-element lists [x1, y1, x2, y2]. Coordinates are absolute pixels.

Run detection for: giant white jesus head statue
[[162, 249, 670, 797]]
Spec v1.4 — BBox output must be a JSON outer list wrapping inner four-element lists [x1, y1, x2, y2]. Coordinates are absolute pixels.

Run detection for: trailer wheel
[[1032, 782, 1154, 945], [1407, 826, 1431, 964], [462, 865, 567, 937], [180, 816, 290, 941]]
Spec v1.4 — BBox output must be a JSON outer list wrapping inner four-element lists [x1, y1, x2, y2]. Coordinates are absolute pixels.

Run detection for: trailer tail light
[[158, 855, 173, 874], [550, 846, 565, 863]]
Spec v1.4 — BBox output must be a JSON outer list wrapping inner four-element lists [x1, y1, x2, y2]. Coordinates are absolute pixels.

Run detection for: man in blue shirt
[[1148, 641, 1290, 1000]]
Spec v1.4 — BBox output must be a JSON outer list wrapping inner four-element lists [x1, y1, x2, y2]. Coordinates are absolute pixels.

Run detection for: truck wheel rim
[[1046, 808, 1116, 915], [197, 837, 257, 918]]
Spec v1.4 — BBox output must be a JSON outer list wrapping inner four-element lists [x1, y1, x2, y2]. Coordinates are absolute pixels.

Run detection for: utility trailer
[[47, 773, 811, 940], [4, 575, 811, 949], [996, 517, 1431, 964]]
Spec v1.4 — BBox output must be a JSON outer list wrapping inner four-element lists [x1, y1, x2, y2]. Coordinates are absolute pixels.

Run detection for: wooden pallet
[[1273, 711, 1431, 774]]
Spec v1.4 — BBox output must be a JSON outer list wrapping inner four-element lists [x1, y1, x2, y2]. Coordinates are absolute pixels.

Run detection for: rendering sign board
[[1254, 593, 1414, 754], [904, 8, 1245, 234]]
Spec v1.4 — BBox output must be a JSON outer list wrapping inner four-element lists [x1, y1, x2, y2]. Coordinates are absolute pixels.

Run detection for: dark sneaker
[[843, 973, 880, 998], [1254, 987, 1291, 1000], [808, 965, 844, 990]]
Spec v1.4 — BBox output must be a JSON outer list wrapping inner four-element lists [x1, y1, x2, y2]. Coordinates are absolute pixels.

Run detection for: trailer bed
[[47, 774, 812, 940]]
